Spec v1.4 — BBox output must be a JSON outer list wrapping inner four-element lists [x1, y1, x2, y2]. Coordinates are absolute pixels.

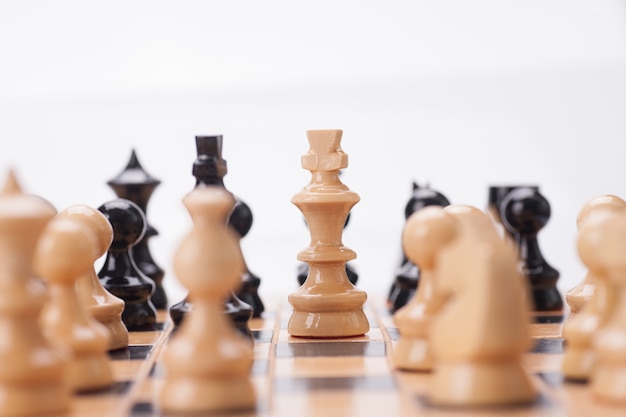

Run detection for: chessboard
[[62, 297, 625, 417]]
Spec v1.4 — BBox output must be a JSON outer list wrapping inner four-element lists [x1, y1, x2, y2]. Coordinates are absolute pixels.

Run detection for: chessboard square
[[75, 380, 133, 396], [252, 329, 274, 343], [275, 340, 386, 358], [531, 338, 564, 354], [110, 359, 146, 382], [128, 326, 166, 345], [274, 356, 391, 379]]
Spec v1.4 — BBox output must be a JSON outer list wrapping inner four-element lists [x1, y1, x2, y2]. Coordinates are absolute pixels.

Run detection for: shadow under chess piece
[[288, 129, 368, 338], [97, 198, 157, 331], [169, 135, 255, 337], [501, 187, 562, 312], [388, 182, 450, 313], [108, 150, 167, 309]]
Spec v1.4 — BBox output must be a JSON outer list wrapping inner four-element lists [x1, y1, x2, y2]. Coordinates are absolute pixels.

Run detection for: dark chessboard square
[[108, 345, 154, 361], [252, 329, 273, 343], [386, 327, 400, 341], [132, 322, 165, 332], [275, 341, 386, 358], [131, 401, 156, 415], [531, 338, 564, 354], [534, 315, 564, 324], [274, 375, 396, 392], [76, 380, 133, 396]]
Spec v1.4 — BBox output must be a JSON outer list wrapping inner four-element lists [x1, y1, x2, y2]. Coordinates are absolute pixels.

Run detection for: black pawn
[[387, 182, 450, 313], [98, 198, 157, 330], [108, 150, 167, 309], [501, 187, 563, 312], [169, 135, 255, 338], [297, 212, 358, 286]]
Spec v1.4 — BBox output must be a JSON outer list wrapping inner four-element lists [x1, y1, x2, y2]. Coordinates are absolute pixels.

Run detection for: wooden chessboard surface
[[64, 298, 626, 417]]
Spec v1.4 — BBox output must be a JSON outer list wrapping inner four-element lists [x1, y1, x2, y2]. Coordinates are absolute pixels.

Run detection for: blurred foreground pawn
[[160, 185, 255, 413], [577, 209, 626, 403], [429, 204, 535, 406], [393, 206, 456, 371], [501, 187, 562, 312], [288, 129, 368, 338], [565, 194, 626, 317], [34, 216, 113, 392], [0, 171, 69, 415], [169, 135, 255, 336], [562, 196, 626, 381], [108, 150, 167, 309], [388, 182, 450, 313], [60, 205, 128, 350], [98, 199, 157, 330]]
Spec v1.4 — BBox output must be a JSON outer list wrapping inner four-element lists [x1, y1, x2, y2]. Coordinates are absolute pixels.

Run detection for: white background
[[1, 1, 625, 305]]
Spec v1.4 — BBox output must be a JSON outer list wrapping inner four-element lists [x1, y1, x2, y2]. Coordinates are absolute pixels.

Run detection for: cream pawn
[[562, 194, 626, 381], [160, 185, 255, 413], [59, 204, 129, 350], [34, 216, 113, 392], [393, 205, 457, 371]]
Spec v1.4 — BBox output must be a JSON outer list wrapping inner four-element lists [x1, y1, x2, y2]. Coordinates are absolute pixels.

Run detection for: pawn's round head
[[58, 204, 113, 259], [578, 209, 626, 284], [402, 206, 459, 270], [97, 199, 146, 252], [501, 187, 551, 236], [577, 194, 626, 230], [33, 217, 97, 285]]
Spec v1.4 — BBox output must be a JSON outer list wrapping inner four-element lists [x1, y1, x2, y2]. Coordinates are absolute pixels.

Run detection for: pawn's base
[[430, 360, 536, 407], [160, 377, 256, 413], [288, 309, 369, 338]]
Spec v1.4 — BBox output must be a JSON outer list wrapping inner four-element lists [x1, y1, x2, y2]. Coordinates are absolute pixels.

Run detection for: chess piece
[[160, 185, 255, 413], [59, 204, 129, 350], [97, 198, 157, 330], [34, 216, 113, 391], [565, 194, 626, 317], [487, 185, 538, 238], [501, 187, 562, 312], [288, 129, 369, 338], [108, 150, 167, 309], [429, 204, 535, 406], [388, 182, 450, 313], [169, 135, 255, 336], [0, 170, 69, 415], [576, 209, 626, 403], [393, 205, 456, 371]]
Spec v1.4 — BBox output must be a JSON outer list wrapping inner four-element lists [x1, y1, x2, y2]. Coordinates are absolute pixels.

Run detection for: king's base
[[288, 309, 370, 338]]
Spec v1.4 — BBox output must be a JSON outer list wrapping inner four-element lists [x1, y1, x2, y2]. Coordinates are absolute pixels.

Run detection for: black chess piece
[[387, 182, 450, 313], [107, 150, 167, 310], [488, 185, 538, 239], [97, 198, 157, 330], [501, 187, 563, 312], [297, 211, 358, 286], [169, 135, 255, 337]]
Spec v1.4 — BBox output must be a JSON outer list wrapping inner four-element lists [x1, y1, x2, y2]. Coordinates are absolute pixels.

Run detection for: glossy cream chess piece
[[34, 216, 114, 391], [576, 209, 626, 404], [288, 129, 368, 338], [429, 205, 536, 406], [562, 195, 626, 381], [59, 204, 129, 350], [0, 170, 70, 415], [160, 185, 255, 413], [393, 206, 456, 371]]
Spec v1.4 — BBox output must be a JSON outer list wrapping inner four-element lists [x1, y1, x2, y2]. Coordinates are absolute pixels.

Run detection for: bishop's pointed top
[[1, 169, 22, 196], [108, 149, 161, 187]]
